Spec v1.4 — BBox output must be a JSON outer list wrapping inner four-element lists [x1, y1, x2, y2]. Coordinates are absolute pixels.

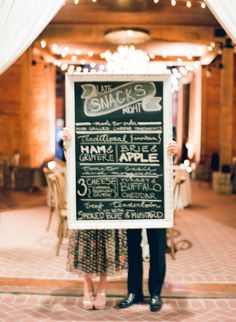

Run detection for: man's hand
[[167, 140, 178, 156], [62, 127, 72, 142]]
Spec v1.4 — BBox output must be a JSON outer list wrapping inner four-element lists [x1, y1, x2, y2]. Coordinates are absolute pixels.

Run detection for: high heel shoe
[[83, 293, 94, 310], [95, 292, 106, 310]]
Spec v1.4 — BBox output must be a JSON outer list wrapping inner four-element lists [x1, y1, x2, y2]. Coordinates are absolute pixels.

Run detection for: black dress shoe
[[150, 295, 163, 312], [117, 293, 143, 309]]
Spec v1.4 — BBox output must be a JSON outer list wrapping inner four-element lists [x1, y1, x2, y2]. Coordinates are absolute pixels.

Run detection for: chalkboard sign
[[66, 74, 173, 229]]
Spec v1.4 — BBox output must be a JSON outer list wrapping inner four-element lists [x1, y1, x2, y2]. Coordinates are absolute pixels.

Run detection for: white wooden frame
[[66, 74, 173, 229]]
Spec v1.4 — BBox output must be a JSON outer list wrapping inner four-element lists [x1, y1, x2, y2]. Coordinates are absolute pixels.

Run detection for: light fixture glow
[[186, 1, 192, 8], [201, 1, 206, 8], [105, 45, 150, 73], [171, 0, 176, 6], [40, 40, 47, 48], [61, 63, 68, 71], [80, 59, 86, 65], [71, 55, 77, 62], [51, 44, 58, 53]]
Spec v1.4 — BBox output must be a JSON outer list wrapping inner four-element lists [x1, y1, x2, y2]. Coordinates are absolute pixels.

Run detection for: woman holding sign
[[63, 128, 127, 310]]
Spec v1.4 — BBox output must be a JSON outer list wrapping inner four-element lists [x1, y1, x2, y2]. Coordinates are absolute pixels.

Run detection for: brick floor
[[0, 294, 236, 322], [1, 181, 236, 321], [0, 182, 236, 284]]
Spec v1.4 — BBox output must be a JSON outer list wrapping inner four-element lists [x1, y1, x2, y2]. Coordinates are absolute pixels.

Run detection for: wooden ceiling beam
[[40, 24, 225, 44]]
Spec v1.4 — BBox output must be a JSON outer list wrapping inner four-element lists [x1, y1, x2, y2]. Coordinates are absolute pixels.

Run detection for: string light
[[73, 0, 207, 9], [186, 1, 192, 8], [51, 44, 58, 53], [40, 40, 47, 48], [71, 55, 77, 62], [61, 63, 68, 71], [201, 1, 206, 8]]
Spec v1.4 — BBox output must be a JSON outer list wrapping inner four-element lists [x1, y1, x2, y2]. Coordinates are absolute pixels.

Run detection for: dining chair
[[167, 173, 186, 260], [43, 167, 56, 231], [48, 172, 67, 256]]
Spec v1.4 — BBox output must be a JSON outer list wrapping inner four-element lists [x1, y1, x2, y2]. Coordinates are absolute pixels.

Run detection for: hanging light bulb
[[40, 40, 47, 48], [154, 0, 159, 3], [201, 1, 206, 9], [186, 1, 192, 8], [74, 0, 79, 4], [51, 44, 58, 54], [71, 55, 77, 62], [171, 0, 176, 6]]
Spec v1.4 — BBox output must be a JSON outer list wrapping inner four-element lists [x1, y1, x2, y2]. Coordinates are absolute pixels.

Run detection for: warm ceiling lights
[[104, 28, 150, 45], [105, 45, 150, 73]]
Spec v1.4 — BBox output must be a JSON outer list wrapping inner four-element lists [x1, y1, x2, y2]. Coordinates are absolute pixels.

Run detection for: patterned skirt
[[66, 229, 127, 277]]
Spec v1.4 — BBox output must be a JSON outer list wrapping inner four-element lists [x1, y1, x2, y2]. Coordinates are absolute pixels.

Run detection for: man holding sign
[[117, 141, 177, 312]]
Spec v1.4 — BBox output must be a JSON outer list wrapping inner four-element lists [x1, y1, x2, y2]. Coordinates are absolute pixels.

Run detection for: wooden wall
[[201, 56, 236, 168], [0, 48, 56, 168], [0, 61, 22, 155]]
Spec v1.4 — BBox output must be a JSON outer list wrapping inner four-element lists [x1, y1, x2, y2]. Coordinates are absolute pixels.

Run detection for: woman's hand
[[62, 127, 72, 142], [167, 140, 178, 156]]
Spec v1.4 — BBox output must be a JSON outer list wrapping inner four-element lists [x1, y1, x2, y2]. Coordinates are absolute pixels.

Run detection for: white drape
[[0, 0, 65, 75], [205, 0, 236, 43], [188, 66, 202, 163]]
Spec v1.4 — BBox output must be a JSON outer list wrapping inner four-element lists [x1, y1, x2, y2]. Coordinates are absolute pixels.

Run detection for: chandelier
[[105, 45, 150, 73]]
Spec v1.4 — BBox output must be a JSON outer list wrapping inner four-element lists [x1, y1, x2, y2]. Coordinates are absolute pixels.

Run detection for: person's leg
[[147, 228, 166, 296], [95, 275, 107, 309], [83, 273, 95, 310], [127, 229, 143, 298], [117, 229, 143, 309]]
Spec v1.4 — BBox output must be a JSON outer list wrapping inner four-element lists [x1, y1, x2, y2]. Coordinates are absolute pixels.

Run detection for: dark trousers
[[127, 228, 166, 297]]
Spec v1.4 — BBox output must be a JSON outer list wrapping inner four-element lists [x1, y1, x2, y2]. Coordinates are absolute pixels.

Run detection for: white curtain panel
[[205, 0, 236, 43], [0, 0, 65, 75]]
